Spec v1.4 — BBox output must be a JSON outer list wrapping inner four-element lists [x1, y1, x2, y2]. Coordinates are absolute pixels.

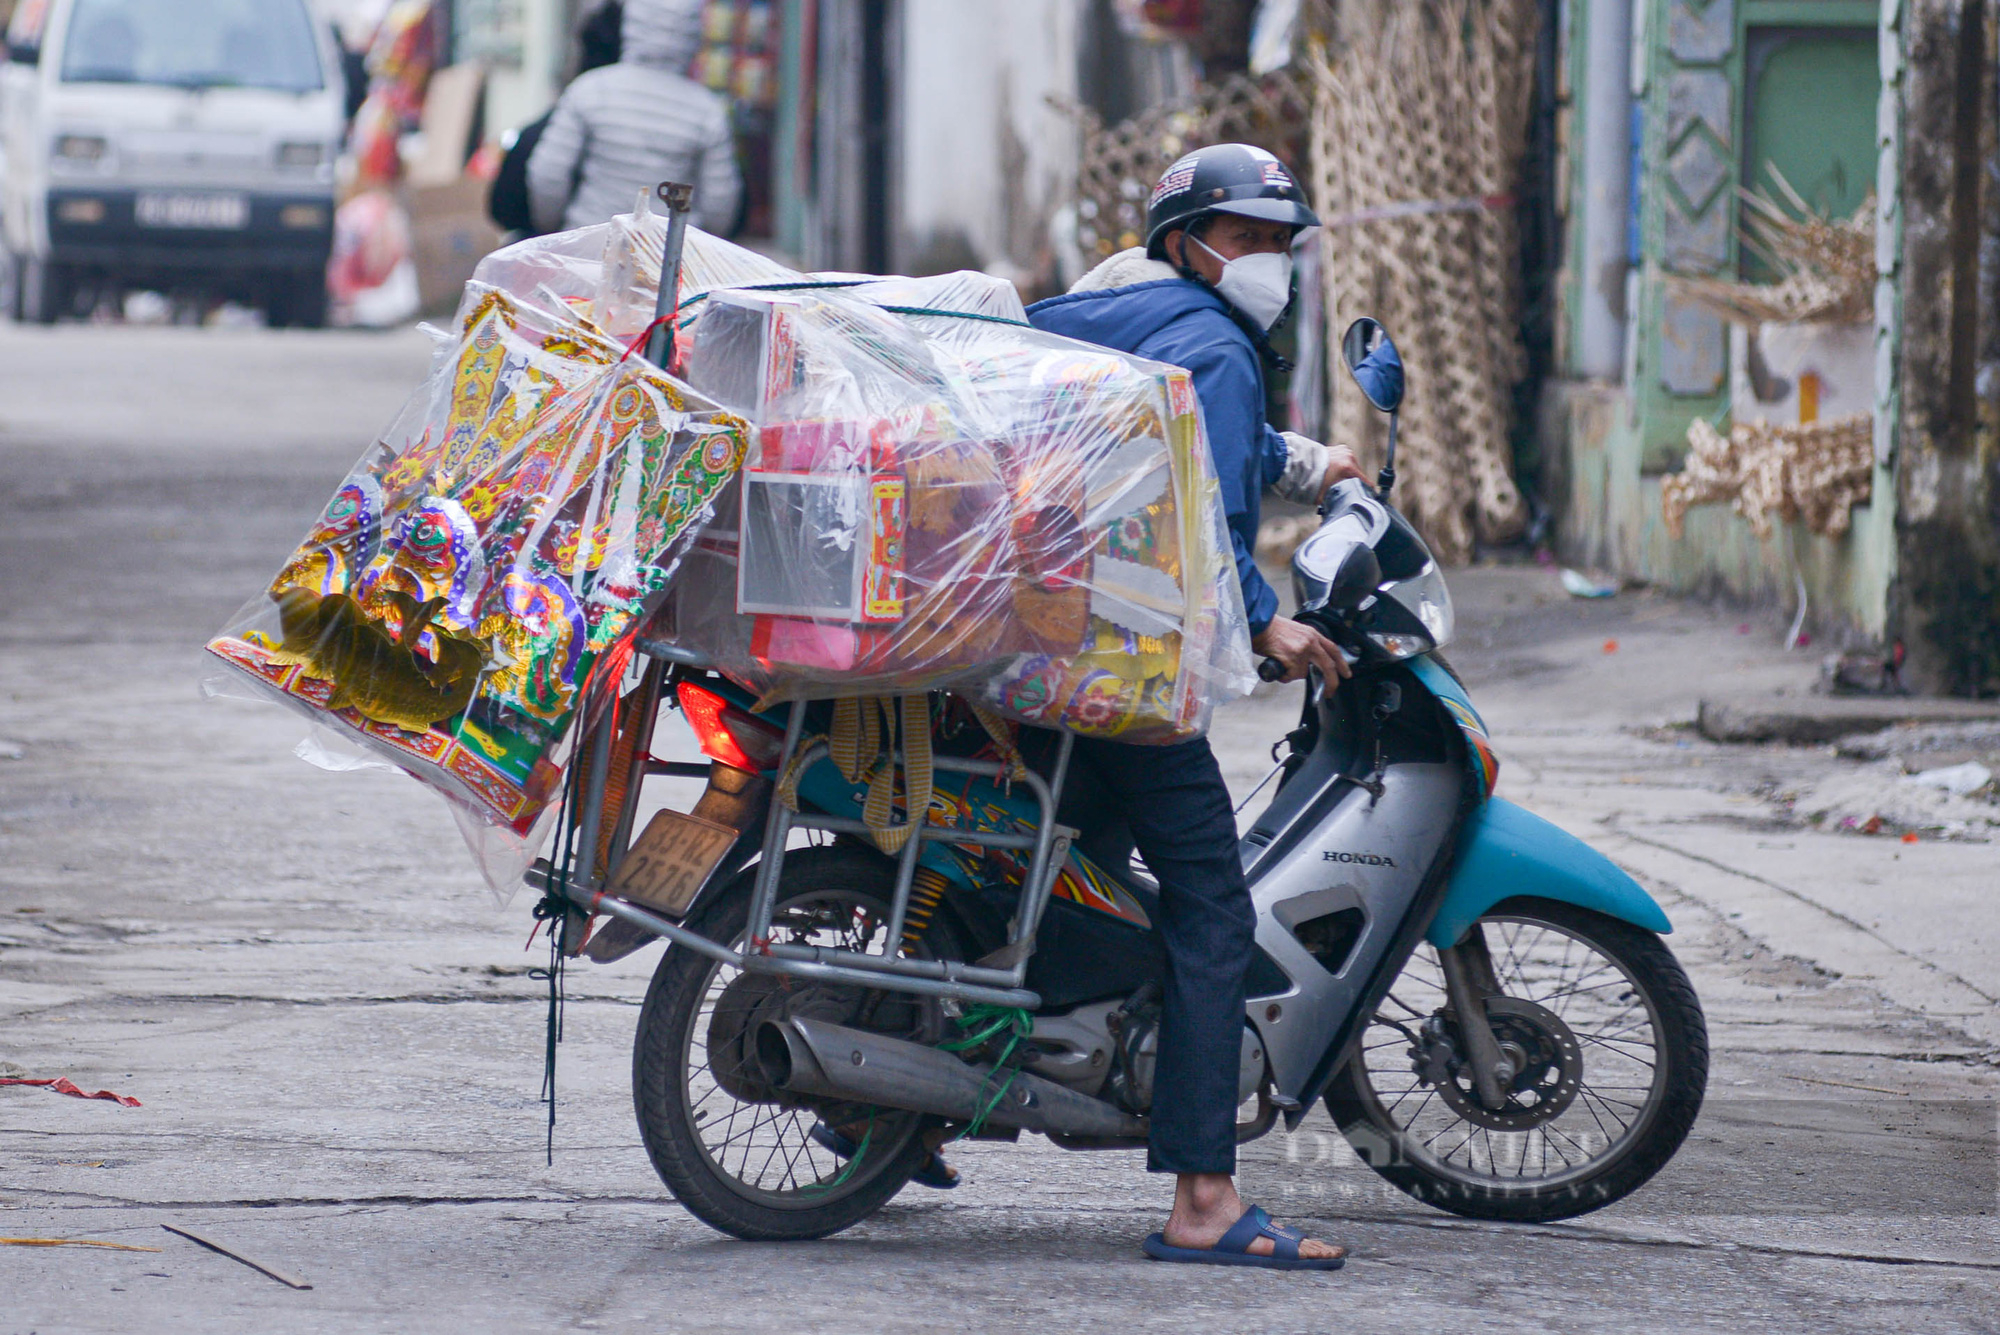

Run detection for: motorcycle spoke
[[1532, 971, 1630, 1010], [1586, 1014, 1657, 1050], [1540, 1119, 1591, 1166], [1355, 910, 1677, 1190], [1389, 1085, 1439, 1125], [1577, 1082, 1645, 1119], [1427, 1118, 1482, 1165], [1578, 1031, 1658, 1065], [1572, 1086, 1627, 1146], [1381, 990, 1436, 1020], [746, 1116, 795, 1188]]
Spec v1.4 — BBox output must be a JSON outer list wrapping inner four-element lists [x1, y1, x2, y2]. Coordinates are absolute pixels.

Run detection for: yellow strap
[[778, 695, 933, 856], [861, 696, 932, 853], [967, 702, 1028, 783], [828, 697, 876, 784], [775, 731, 826, 813]]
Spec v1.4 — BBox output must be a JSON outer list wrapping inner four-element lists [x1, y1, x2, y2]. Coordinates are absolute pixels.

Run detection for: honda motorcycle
[[556, 318, 1708, 1242]]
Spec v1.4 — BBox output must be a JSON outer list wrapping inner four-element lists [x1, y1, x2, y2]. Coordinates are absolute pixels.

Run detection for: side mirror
[[1341, 317, 1404, 413], [5, 41, 40, 65]]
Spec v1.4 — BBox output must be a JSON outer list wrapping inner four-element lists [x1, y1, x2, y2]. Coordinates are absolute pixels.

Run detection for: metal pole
[[879, 813, 925, 951], [644, 181, 696, 370], [604, 657, 667, 876], [745, 700, 809, 942], [1576, 0, 1634, 381], [1377, 410, 1399, 499], [570, 709, 617, 891]]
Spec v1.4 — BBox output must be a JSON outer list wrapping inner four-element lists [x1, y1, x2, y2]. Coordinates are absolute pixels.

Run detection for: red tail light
[[677, 681, 785, 772]]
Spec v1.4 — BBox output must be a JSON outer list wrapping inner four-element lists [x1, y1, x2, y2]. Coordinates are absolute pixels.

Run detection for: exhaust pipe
[[755, 1017, 1147, 1140]]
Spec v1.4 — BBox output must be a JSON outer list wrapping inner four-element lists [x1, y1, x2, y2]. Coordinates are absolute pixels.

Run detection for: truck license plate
[[135, 192, 249, 229]]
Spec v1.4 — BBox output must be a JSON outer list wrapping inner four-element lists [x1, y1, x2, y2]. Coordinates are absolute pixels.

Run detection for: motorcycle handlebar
[[1258, 609, 1367, 683]]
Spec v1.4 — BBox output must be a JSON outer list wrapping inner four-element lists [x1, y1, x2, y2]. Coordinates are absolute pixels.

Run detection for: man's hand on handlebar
[[1320, 443, 1366, 500], [1252, 616, 1353, 686]]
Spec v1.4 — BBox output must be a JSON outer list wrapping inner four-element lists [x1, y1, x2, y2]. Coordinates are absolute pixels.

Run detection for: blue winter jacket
[[1026, 277, 1289, 634]]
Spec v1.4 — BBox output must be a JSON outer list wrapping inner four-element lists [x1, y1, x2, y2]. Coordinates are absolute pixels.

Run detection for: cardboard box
[[406, 176, 503, 314]]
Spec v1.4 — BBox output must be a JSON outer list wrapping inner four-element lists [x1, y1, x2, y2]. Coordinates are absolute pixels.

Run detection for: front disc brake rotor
[[1432, 996, 1584, 1131]]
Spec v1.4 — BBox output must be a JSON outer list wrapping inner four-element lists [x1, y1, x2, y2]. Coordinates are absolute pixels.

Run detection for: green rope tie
[[940, 1004, 1035, 1140], [878, 305, 1032, 328], [803, 1112, 875, 1194]]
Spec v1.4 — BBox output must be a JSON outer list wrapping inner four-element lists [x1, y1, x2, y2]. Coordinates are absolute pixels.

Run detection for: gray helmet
[[1144, 143, 1320, 260]]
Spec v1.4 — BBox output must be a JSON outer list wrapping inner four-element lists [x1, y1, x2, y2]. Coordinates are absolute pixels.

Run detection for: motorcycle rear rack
[[523, 178, 1070, 1009], [535, 641, 1075, 1010]]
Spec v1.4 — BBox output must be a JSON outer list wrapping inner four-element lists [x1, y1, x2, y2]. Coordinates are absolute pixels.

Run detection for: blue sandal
[[809, 1121, 959, 1190], [1143, 1205, 1347, 1271]]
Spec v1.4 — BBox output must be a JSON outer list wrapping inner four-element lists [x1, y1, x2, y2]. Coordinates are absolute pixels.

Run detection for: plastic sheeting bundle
[[639, 233, 1254, 742], [205, 282, 750, 842], [205, 203, 1251, 884]]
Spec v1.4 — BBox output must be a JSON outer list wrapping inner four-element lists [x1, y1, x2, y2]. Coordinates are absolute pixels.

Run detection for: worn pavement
[[1, 325, 1994, 1333]]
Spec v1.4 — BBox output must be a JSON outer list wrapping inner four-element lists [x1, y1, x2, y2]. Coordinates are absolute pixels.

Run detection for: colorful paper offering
[[207, 282, 750, 836], [640, 231, 1255, 743]]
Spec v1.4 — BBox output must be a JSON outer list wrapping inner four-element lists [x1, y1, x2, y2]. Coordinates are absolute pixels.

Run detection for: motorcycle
[[548, 317, 1708, 1242]]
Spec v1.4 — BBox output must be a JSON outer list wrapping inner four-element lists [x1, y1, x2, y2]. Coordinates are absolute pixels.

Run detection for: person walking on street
[[525, 0, 741, 237], [1023, 143, 1361, 1269], [489, 1, 623, 237]]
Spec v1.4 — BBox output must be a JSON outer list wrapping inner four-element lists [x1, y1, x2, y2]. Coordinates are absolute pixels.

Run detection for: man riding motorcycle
[[1011, 143, 1361, 1269]]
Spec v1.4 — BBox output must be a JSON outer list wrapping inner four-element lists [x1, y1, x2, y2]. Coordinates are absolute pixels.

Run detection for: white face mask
[[1190, 234, 1295, 332]]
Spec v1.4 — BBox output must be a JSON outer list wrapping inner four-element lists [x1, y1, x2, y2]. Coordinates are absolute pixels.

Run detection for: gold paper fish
[[271, 588, 485, 731]]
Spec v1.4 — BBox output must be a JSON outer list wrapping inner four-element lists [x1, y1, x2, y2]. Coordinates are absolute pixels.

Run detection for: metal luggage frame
[[535, 181, 1071, 1011], [541, 646, 1074, 1011]]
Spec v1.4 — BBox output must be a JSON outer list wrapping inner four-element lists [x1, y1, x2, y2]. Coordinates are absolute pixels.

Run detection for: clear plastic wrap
[[204, 281, 751, 851], [460, 200, 1252, 740], [634, 219, 1255, 742], [206, 200, 1251, 895]]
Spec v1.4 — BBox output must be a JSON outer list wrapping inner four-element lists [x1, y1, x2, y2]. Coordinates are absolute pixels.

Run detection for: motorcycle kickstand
[[1437, 928, 1513, 1112]]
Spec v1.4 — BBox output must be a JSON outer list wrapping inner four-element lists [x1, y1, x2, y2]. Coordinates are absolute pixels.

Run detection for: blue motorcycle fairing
[[1428, 796, 1672, 947]]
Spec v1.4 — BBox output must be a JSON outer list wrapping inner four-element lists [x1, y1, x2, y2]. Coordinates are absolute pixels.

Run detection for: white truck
[[1, 0, 346, 325]]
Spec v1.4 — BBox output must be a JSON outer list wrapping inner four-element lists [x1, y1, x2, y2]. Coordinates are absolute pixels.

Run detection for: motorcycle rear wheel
[[632, 845, 943, 1240], [1326, 897, 1707, 1222]]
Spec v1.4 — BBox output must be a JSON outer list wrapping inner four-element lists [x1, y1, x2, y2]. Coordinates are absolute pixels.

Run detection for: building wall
[[1553, 381, 1897, 635], [895, 0, 1079, 285], [1548, 0, 1897, 640], [456, 0, 570, 139]]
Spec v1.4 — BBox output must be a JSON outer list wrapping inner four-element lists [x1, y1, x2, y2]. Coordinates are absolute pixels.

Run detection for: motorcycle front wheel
[[1326, 897, 1708, 1222]]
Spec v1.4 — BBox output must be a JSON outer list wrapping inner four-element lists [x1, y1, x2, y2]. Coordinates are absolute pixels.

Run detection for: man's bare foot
[[1161, 1171, 1346, 1261]]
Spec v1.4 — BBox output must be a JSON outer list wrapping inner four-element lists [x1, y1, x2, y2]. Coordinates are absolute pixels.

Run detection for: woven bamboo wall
[[1065, 71, 1311, 261], [1308, 0, 1538, 561]]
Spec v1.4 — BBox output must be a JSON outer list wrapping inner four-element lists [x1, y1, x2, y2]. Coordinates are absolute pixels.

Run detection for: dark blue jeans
[[1029, 731, 1257, 1175]]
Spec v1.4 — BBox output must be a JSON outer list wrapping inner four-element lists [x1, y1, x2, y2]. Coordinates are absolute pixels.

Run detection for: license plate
[[135, 192, 249, 229], [608, 809, 741, 917]]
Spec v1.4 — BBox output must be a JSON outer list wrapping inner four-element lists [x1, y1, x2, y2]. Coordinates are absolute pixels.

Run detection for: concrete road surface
[[1, 324, 1994, 1333]]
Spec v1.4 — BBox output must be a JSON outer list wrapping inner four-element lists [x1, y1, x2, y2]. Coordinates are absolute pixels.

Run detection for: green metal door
[[1740, 27, 1880, 279]]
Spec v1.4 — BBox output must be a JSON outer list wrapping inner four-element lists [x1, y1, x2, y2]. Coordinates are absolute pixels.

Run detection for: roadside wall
[[1550, 382, 1895, 637], [1889, 0, 2000, 695], [895, 0, 1079, 287]]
